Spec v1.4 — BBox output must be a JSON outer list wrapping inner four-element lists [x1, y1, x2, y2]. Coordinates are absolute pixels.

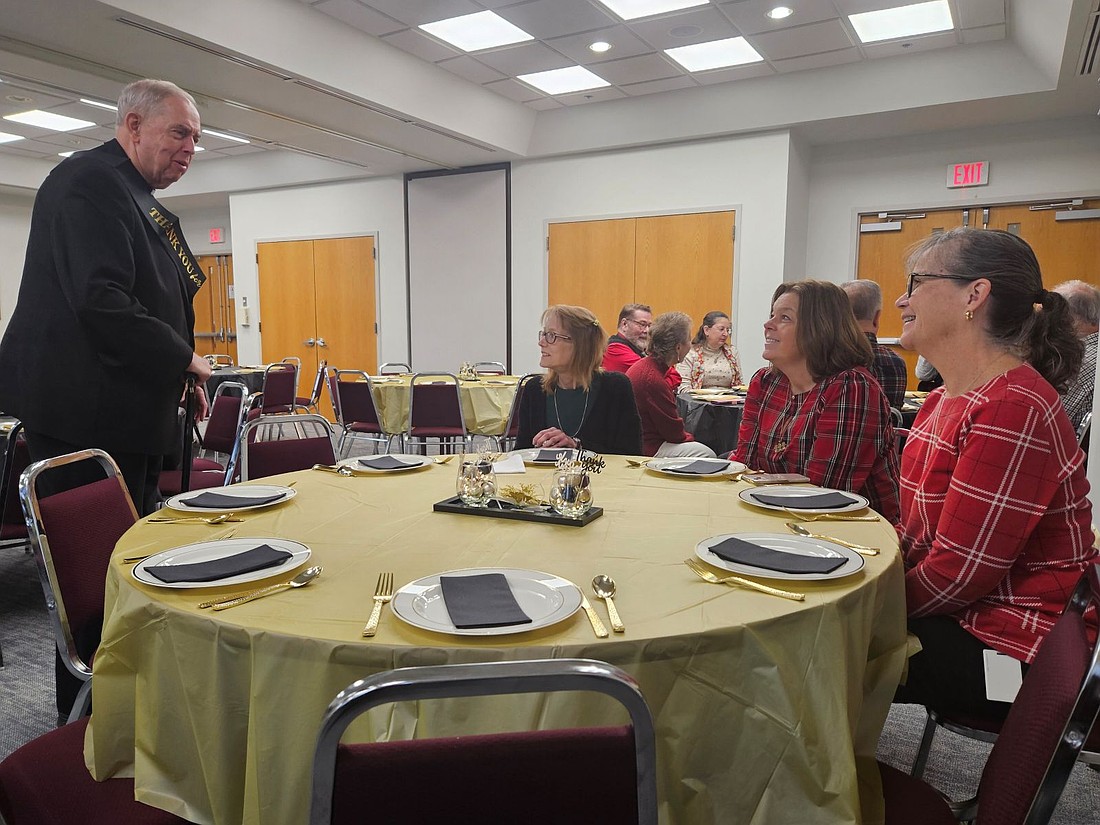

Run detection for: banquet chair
[[328, 369, 396, 457], [378, 361, 410, 375], [310, 659, 657, 825], [0, 421, 30, 552], [258, 362, 299, 415], [406, 373, 470, 455], [20, 449, 139, 723], [297, 359, 328, 414], [0, 716, 189, 825], [880, 564, 1100, 825], [473, 360, 507, 375], [158, 382, 250, 496], [498, 373, 540, 452], [239, 413, 336, 481]]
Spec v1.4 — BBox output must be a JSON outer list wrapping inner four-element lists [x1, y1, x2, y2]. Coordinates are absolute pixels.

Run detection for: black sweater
[[515, 372, 642, 456]]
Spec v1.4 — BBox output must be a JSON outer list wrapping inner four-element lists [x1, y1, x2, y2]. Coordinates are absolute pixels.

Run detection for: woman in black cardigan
[[515, 305, 642, 456]]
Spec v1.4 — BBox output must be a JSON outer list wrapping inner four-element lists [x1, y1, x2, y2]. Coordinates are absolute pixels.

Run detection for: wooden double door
[[257, 236, 378, 417], [857, 198, 1100, 386], [547, 211, 736, 338], [193, 255, 237, 364]]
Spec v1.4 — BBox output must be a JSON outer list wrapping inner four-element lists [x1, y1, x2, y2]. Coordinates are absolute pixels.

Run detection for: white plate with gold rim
[[132, 537, 310, 589], [165, 485, 296, 514], [645, 458, 747, 478], [696, 532, 864, 581]]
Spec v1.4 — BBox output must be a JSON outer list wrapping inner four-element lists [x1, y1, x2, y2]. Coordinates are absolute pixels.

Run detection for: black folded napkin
[[439, 573, 533, 629], [665, 460, 730, 475], [358, 455, 417, 470], [534, 449, 574, 463], [751, 491, 857, 510], [144, 544, 292, 583], [708, 537, 847, 575], [180, 491, 287, 509]]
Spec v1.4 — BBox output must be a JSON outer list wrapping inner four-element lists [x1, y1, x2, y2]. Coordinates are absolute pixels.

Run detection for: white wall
[[510, 130, 799, 377], [177, 205, 233, 256], [227, 177, 406, 366], [0, 192, 33, 337]]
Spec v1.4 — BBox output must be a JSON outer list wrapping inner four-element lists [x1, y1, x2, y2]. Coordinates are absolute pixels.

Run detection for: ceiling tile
[[590, 52, 682, 84], [476, 40, 574, 73], [437, 54, 508, 83], [693, 61, 774, 84], [382, 27, 462, 62], [216, 144, 267, 156], [484, 77, 545, 101], [45, 102, 116, 126], [0, 86, 71, 112], [960, 23, 1006, 45], [957, 0, 1006, 29], [555, 86, 627, 105], [620, 74, 698, 95], [314, 0, 407, 36], [494, 0, 618, 40], [524, 97, 565, 110], [32, 132, 104, 150], [628, 7, 740, 50], [546, 25, 654, 64], [362, 0, 481, 26], [861, 31, 959, 59], [718, 0, 839, 36], [771, 47, 861, 73], [749, 19, 854, 61]]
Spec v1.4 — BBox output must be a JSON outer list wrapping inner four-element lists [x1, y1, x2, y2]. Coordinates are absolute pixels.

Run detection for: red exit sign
[[947, 161, 989, 188]]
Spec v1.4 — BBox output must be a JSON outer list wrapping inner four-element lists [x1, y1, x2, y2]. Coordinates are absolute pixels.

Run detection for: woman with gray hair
[[627, 312, 716, 458]]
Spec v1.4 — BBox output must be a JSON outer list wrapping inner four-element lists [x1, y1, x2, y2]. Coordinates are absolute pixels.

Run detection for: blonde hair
[[541, 305, 606, 392]]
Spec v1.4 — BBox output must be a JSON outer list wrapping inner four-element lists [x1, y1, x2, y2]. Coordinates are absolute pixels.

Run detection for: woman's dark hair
[[772, 280, 872, 381], [648, 311, 692, 366], [691, 311, 731, 347], [906, 228, 1082, 392]]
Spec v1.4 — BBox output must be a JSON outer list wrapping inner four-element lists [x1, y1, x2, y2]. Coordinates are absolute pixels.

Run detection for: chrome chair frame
[[473, 361, 507, 375], [378, 362, 411, 375], [239, 413, 336, 481], [297, 359, 328, 414], [497, 373, 540, 453], [329, 369, 397, 457], [405, 373, 470, 455]]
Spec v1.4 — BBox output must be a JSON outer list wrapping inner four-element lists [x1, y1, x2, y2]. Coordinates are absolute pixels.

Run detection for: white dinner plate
[[696, 532, 864, 581], [645, 457, 747, 478], [391, 567, 583, 637], [513, 448, 577, 465], [738, 485, 869, 514], [164, 485, 297, 513], [337, 454, 433, 473], [132, 537, 311, 589]]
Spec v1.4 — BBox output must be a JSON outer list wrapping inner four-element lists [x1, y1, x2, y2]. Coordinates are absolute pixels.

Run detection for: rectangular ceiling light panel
[[420, 10, 534, 52], [665, 37, 764, 71], [518, 66, 611, 94], [849, 0, 953, 44], [4, 110, 96, 131], [596, 0, 708, 21]]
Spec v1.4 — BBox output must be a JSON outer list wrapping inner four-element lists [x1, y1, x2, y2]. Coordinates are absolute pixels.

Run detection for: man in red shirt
[[601, 303, 652, 373]]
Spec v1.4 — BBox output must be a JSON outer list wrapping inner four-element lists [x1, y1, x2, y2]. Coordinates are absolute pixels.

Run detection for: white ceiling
[[0, 0, 1095, 198]]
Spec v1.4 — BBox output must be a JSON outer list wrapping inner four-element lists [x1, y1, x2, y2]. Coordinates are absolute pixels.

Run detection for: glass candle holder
[[549, 468, 593, 519], [456, 457, 495, 507]]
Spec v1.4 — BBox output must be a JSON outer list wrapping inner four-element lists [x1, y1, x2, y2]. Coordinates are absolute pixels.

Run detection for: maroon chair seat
[[0, 717, 188, 824], [259, 363, 298, 415], [406, 374, 469, 454], [328, 370, 393, 455], [240, 414, 336, 481]]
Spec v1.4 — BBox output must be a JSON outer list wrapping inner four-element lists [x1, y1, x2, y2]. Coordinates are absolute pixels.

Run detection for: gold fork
[[683, 558, 805, 602], [362, 572, 394, 637], [783, 508, 879, 523]]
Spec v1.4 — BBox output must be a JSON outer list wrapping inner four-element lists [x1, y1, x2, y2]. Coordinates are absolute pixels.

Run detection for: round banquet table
[[676, 392, 744, 456], [368, 374, 519, 436], [87, 460, 908, 825], [203, 366, 266, 401]]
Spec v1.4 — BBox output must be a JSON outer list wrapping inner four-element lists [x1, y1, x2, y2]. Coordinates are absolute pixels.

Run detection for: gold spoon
[[311, 463, 354, 477], [785, 522, 879, 556], [591, 574, 625, 633]]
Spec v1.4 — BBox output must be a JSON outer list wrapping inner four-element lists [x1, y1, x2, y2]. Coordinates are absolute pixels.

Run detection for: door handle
[[317, 338, 327, 348], [304, 338, 316, 347]]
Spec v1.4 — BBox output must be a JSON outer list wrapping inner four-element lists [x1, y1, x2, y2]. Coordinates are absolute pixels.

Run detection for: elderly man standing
[[841, 279, 907, 408], [1053, 280, 1100, 431], [0, 78, 212, 515]]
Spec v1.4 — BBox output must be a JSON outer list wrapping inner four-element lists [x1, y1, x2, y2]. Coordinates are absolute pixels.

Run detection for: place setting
[[163, 484, 297, 514], [738, 485, 870, 515], [130, 535, 314, 594], [328, 454, 434, 474], [643, 457, 747, 479]]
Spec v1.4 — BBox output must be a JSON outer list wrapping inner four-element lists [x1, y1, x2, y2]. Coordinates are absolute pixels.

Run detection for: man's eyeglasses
[[906, 272, 976, 298], [538, 329, 573, 345], [626, 318, 651, 330]]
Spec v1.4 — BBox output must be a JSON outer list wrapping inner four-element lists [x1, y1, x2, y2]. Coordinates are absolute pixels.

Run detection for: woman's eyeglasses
[[538, 330, 573, 345], [906, 272, 977, 298]]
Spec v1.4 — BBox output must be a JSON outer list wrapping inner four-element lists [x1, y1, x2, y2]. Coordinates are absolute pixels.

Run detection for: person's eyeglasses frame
[[906, 272, 977, 299], [538, 329, 573, 345], [625, 317, 652, 330]]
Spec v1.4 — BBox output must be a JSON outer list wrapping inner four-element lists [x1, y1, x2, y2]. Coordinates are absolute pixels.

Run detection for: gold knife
[[579, 596, 609, 638]]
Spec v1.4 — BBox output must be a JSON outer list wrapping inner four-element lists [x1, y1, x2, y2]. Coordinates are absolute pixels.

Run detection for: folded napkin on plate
[[534, 448, 575, 463], [665, 460, 729, 475], [708, 537, 847, 574], [181, 491, 287, 509], [492, 454, 526, 474], [751, 491, 857, 509], [144, 544, 292, 583], [358, 455, 417, 470], [439, 573, 533, 629]]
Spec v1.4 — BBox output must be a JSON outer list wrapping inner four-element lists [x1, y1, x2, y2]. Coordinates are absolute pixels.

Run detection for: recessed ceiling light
[[0, 131, 23, 144], [419, 10, 533, 52], [589, 41, 613, 53], [4, 110, 95, 131], [664, 37, 764, 72], [79, 98, 117, 112], [5, 94, 33, 104], [766, 6, 794, 20], [517, 66, 611, 95], [193, 145, 205, 152], [203, 128, 250, 144], [594, 0, 708, 22], [849, 0, 953, 44]]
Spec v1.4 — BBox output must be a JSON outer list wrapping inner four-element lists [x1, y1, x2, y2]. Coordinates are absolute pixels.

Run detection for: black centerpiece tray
[[433, 496, 603, 528]]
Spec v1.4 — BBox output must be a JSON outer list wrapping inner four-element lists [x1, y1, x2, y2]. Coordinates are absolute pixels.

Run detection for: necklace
[[771, 389, 802, 457], [553, 387, 590, 439], [950, 353, 1018, 396]]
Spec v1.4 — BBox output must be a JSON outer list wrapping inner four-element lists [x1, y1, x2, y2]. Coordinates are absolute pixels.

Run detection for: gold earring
[[965, 310, 974, 321]]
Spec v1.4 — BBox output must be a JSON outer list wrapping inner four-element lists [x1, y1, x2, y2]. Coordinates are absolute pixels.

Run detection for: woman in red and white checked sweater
[[893, 227, 1096, 720]]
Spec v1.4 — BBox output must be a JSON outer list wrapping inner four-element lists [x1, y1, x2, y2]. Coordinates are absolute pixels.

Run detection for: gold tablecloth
[[87, 461, 907, 825], [369, 375, 518, 436]]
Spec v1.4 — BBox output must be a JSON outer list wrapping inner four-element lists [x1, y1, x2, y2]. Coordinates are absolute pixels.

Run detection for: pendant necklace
[[553, 387, 590, 439]]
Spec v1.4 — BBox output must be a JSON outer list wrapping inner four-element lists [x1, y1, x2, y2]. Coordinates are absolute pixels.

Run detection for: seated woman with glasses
[[515, 305, 642, 455], [675, 310, 743, 393], [628, 311, 716, 458], [892, 227, 1095, 720], [732, 279, 900, 522]]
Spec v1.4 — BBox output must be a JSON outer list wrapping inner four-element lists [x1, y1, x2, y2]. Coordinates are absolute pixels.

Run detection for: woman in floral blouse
[[676, 311, 742, 392]]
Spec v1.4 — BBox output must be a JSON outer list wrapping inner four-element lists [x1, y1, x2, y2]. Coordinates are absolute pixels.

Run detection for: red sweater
[[603, 337, 682, 389], [626, 356, 694, 456]]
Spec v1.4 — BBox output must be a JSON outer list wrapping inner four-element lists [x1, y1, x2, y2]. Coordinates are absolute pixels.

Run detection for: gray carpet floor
[[2, 475, 1099, 821]]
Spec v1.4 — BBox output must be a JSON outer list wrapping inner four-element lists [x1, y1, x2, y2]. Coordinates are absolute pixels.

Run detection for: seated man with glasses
[[601, 303, 680, 389]]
